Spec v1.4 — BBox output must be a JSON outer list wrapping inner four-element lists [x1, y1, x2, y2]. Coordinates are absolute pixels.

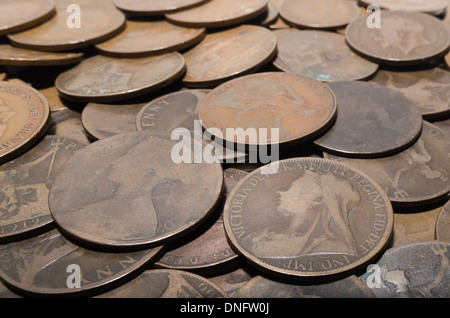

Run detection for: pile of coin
[[0, 0, 449, 299]]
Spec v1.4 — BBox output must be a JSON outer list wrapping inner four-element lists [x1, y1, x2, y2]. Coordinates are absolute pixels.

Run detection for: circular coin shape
[[223, 158, 394, 280], [314, 81, 423, 158], [47, 108, 91, 145], [345, 11, 450, 66], [165, 0, 269, 29], [182, 24, 277, 88], [55, 53, 186, 103], [49, 131, 223, 251], [95, 20, 206, 58], [436, 200, 450, 242], [0, 229, 164, 297], [280, 0, 359, 29], [0, 82, 51, 165], [359, 0, 449, 15], [273, 29, 379, 82], [198, 72, 337, 148], [112, 0, 209, 16]]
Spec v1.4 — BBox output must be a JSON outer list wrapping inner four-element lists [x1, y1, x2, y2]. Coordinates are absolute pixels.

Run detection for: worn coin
[[95, 20, 206, 58], [273, 29, 379, 82], [314, 81, 423, 158], [55, 53, 186, 103], [49, 131, 223, 251], [38, 86, 67, 112], [165, 0, 269, 29], [250, 1, 279, 27], [436, 200, 450, 242], [198, 72, 337, 148], [0, 81, 51, 165], [0, 228, 164, 297], [182, 24, 277, 88], [358, 0, 449, 15], [47, 109, 92, 145], [223, 157, 394, 280], [208, 266, 258, 297], [323, 121, 450, 206], [112, 0, 209, 16], [280, 0, 360, 29], [0, 280, 21, 298], [433, 118, 450, 137], [345, 11, 450, 66]]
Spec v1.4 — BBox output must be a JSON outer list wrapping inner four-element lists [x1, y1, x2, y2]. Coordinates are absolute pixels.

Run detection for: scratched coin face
[[223, 158, 394, 280], [345, 11, 450, 66], [113, 0, 210, 16], [359, 0, 449, 15], [436, 200, 450, 242]]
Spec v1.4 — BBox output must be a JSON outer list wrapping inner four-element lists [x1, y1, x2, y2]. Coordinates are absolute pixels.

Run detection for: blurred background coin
[[113, 0, 209, 16]]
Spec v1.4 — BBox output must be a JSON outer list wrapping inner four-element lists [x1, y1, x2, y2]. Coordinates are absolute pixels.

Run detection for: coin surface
[[359, 0, 449, 15], [323, 121, 450, 206], [0, 280, 21, 298], [0, 81, 51, 165], [95, 20, 206, 58], [0, 228, 164, 297], [433, 118, 450, 137], [223, 157, 394, 280], [55, 53, 186, 103], [182, 24, 277, 88], [38, 86, 67, 112], [345, 11, 450, 66], [47, 109, 92, 144], [280, 0, 359, 29], [0, 73, 5, 81], [436, 200, 450, 242], [165, 0, 269, 28], [208, 266, 258, 297], [250, 1, 279, 27], [112, 0, 209, 16], [49, 131, 223, 251], [198, 72, 337, 148], [445, 52, 450, 69], [273, 29, 379, 82], [314, 81, 423, 158]]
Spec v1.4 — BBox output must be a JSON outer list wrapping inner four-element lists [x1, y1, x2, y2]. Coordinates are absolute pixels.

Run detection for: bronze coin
[[0, 280, 21, 298], [48, 131, 224, 251], [112, 0, 210, 16], [314, 81, 423, 158], [323, 121, 450, 206], [0, 73, 5, 81], [154, 169, 248, 274], [0, 0, 55, 36], [273, 29, 379, 82], [433, 118, 450, 137], [0, 81, 51, 165], [38, 86, 67, 112], [47, 109, 92, 145], [0, 228, 164, 297], [436, 200, 450, 242], [198, 72, 337, 148], [359, 0, 449, 15], [280, 0, 359, 29], [446, 52, 450, 70], [95, 20, 206, 58], [165, 0, 269, 29], [345, 11, 450, 66], [182, 24, 277, 88], [97, 269, 228, 298], [223, 158, 394, 280], [369, 67, 450, 120], [250, 1, 279, 28], [0, 136, 86, 243], [8, 3, 126, 52], [55, 53, 186, 103], [208, 266, 258, 297]]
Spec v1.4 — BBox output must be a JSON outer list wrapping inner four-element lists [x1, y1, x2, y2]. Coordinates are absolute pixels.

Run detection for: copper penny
[[0, 82, 51, 165], [0, 0, 55, 36], [280, 0, 359, 29], [433, 118, 450, 137], [112, 0, 210, 16], [345, 11, 450, 66], [0, 228, 164, 297], [436, 200, 450, 242], [323, 121, 450, 206], [55, 53, 186, 103], [445, 52, 450, 70], [208, 266, 258, 297], [95, 20, 206, 58], [314, 81, 423, 158], [166, 0, 269, 28], [273, 29, 379, 82], [250, 1, 279, 28], [0, 280, 21, 298], [0, 73, 6, 81], [38, 86, 67, 112], [198, 72, 337, 148], [182, 24, 277, 88], [47, 109, 92, 145], [48, 131, 223, 251], [359, 0, 449, 15], [223, 158, 394, 280]]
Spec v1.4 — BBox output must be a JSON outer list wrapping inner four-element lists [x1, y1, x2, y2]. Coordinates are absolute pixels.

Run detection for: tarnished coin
[[370, 67, 450, 120], [38, 86, 67, 112], [250, 1, 279, 27], [280, 0, 360, 29], [345, 11, 450, 66], [359, 0, 449, 15], [361, 241, 450, 298], [8, 3, 126, 52], [55, 53, 186, 103], [208, 266, 258, 297], [433, 118, 450, 137], [0, 44, 83, 67], [95, 20, 206, 58], [323, 121, 450, 206], [198, 72, 337, 148], [47, 109, 91, 145], [273, 29, 379, 82], [49, 131, 223, 251], [112, 0, 209, 16], [0, 228, 164, 297], [314, 81, 423, 158], [223, 158, 394, 280], [0, 81, 51, 165], [0, 280, 21, 298], [0, 0, 55, 36], [182, 24, 277, 88], [97, 269, 228, 298], [0, 136, 86, 243], [436, 200, 450, 242], [165, 0, 269, 29]]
